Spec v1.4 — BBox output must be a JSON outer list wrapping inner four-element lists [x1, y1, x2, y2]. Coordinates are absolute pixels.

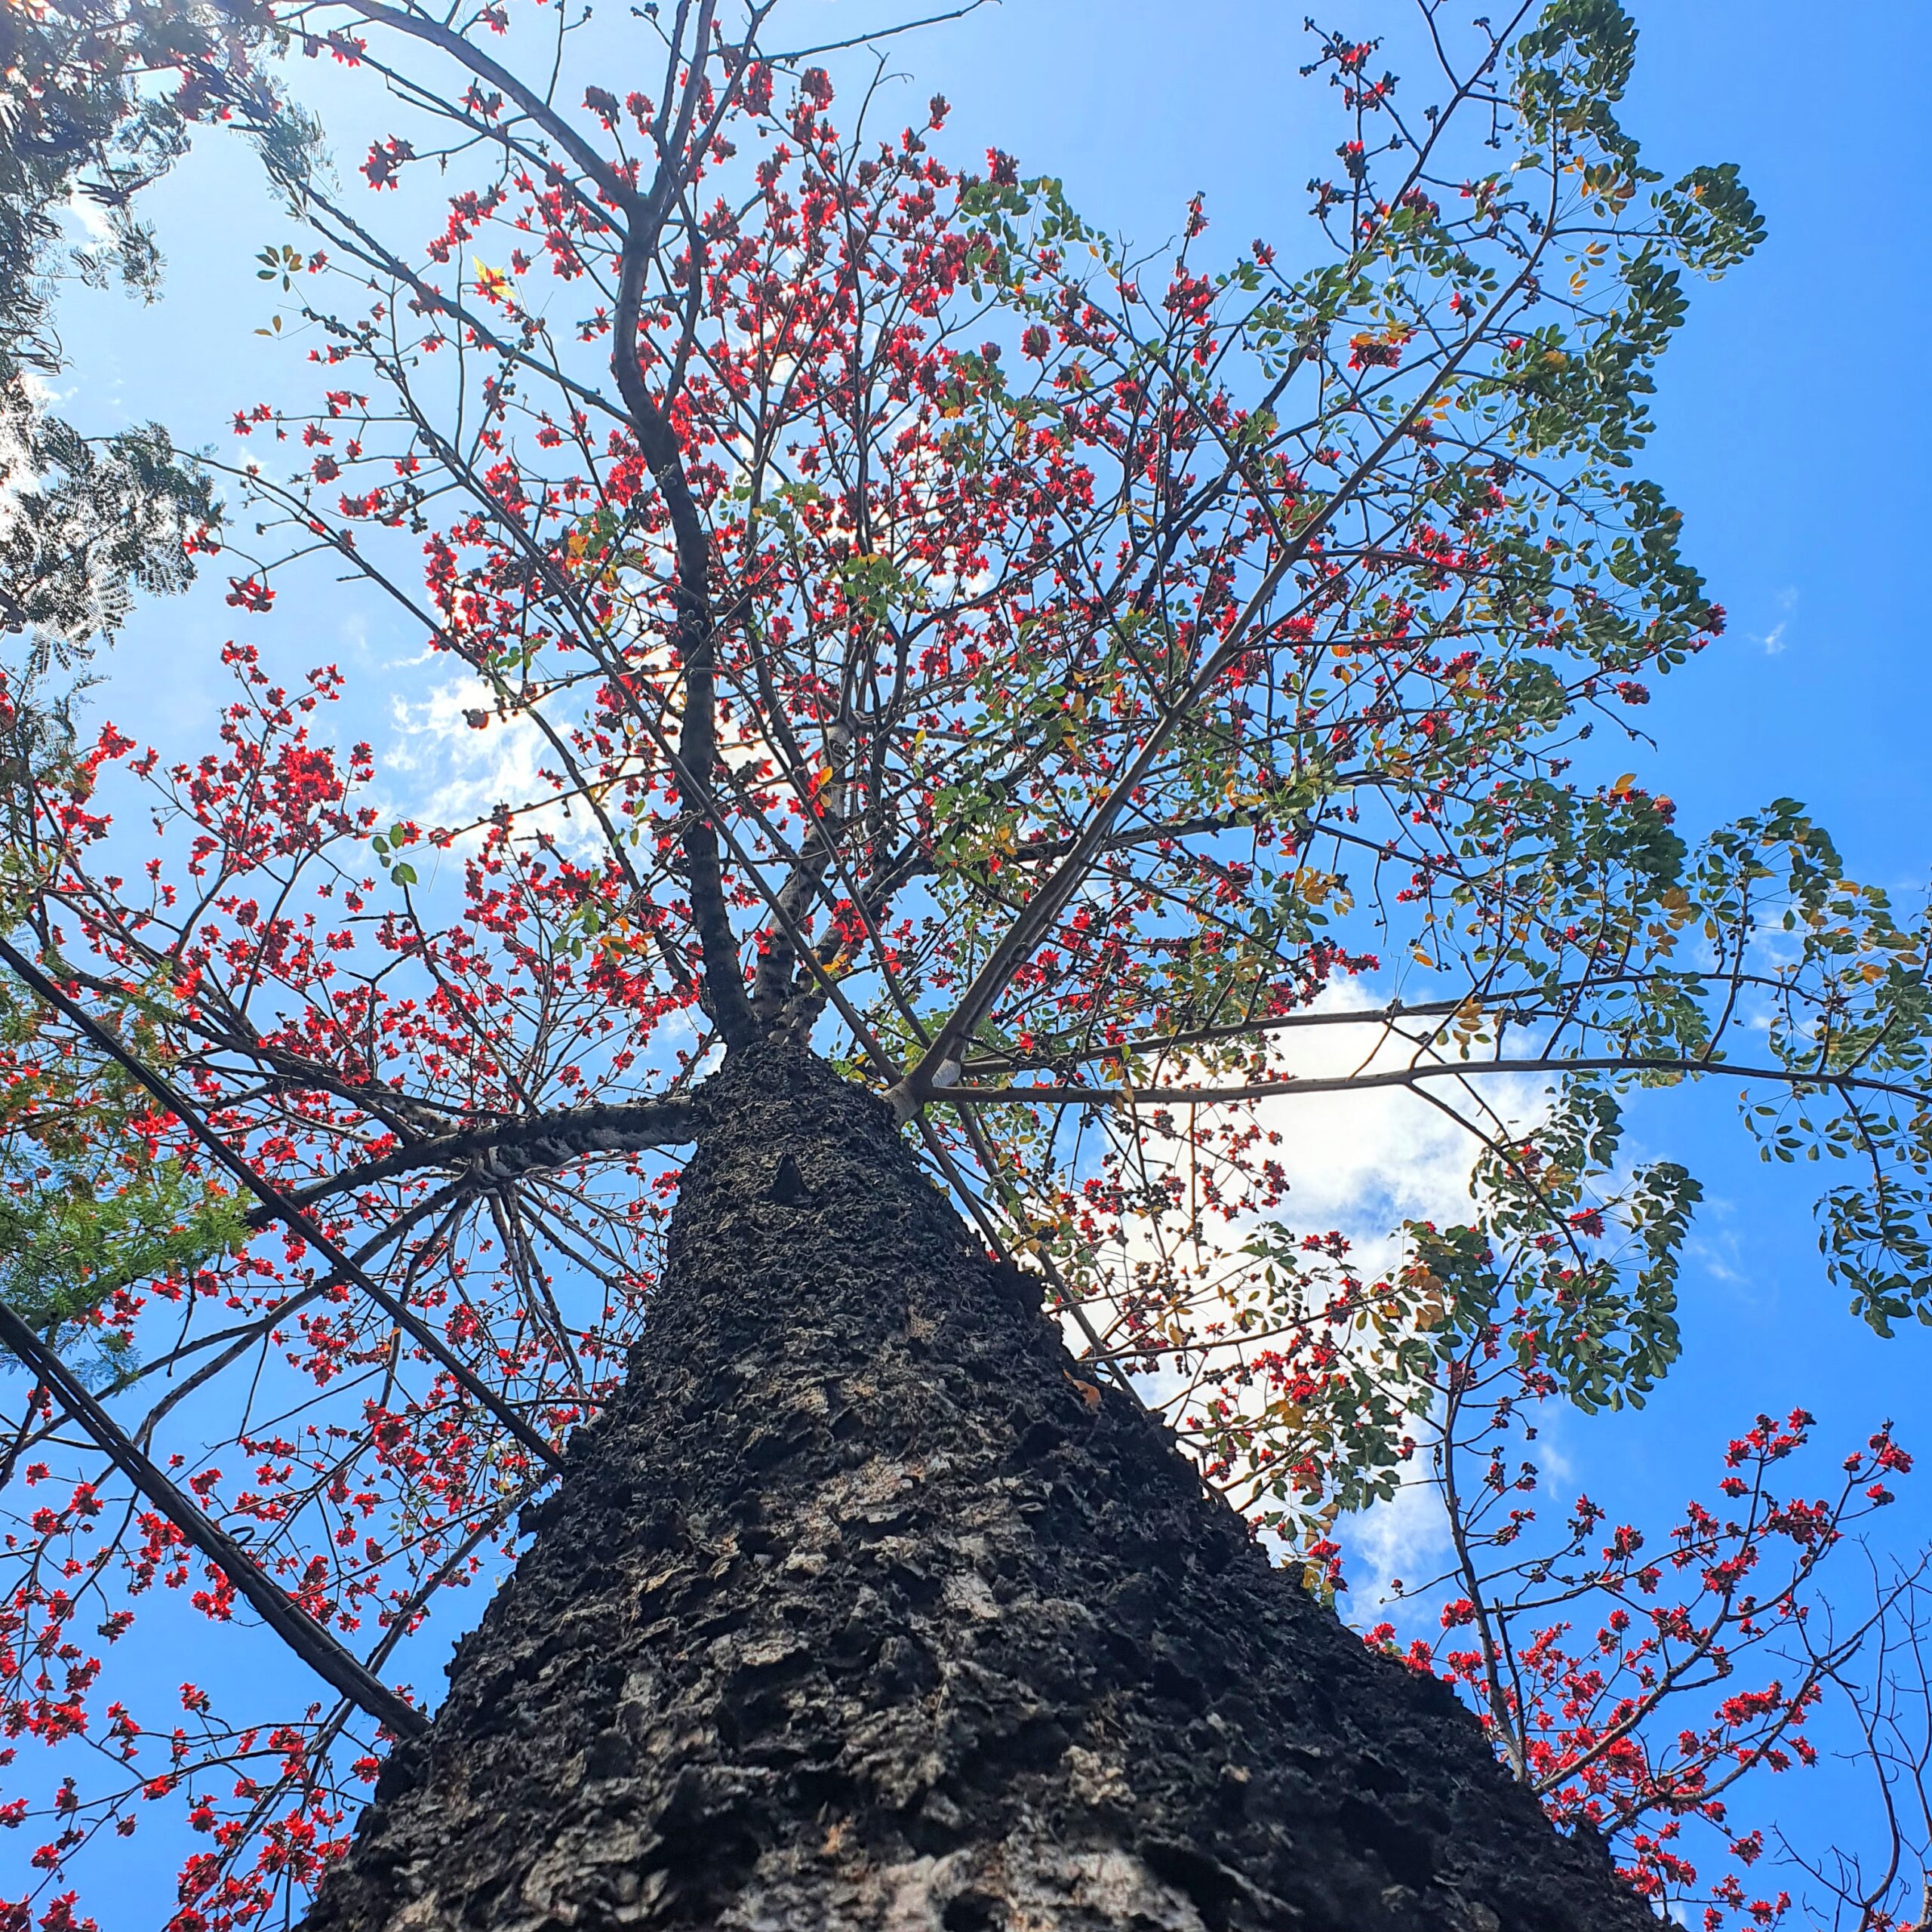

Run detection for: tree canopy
[[2, 3, 1928, 1927]]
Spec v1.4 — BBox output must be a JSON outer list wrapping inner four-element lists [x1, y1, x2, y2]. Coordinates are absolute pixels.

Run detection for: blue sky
[[21, 1, 1932, 1921]]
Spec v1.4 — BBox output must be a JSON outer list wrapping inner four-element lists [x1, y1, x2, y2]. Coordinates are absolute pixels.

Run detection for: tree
[[0, 0, 288, 666], [2, 1, 1928, 1925]]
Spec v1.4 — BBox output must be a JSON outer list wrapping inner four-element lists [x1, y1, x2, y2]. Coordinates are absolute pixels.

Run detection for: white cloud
[[63, 186, 119, 247], [1244, 1016, 1491, 1607], [1759, 585, 1798, 656], [1255, 1064, 1489, 1236], [1049, 981, 1552, 1575], [1346, 1470, 1452, 1608], [1217, 978, 1546, 1244], [378, 671, 593, 852]]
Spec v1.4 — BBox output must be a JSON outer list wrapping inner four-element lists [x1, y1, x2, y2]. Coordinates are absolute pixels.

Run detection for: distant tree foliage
[[0, 0, 278, 660]]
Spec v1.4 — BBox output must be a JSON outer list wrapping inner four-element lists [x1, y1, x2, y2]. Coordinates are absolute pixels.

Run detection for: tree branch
[[0, 1298, 429, 1739], [0, 937, 564, 1470], [269, 1097, 703, 1215]]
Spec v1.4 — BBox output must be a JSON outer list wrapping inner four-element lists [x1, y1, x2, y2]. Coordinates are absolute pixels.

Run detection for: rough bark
[[303, 1042, 1647, 1932]]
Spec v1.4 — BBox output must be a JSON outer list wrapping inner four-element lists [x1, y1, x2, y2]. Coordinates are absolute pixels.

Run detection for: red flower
[[224, 577, 275, 614]]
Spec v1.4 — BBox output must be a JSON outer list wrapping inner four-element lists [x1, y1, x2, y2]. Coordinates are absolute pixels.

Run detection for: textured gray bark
[[302, 1042, 1649, 1930]]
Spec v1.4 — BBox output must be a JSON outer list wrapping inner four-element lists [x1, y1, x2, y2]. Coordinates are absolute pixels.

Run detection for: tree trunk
[[303, 1043, 1643, 1931]]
